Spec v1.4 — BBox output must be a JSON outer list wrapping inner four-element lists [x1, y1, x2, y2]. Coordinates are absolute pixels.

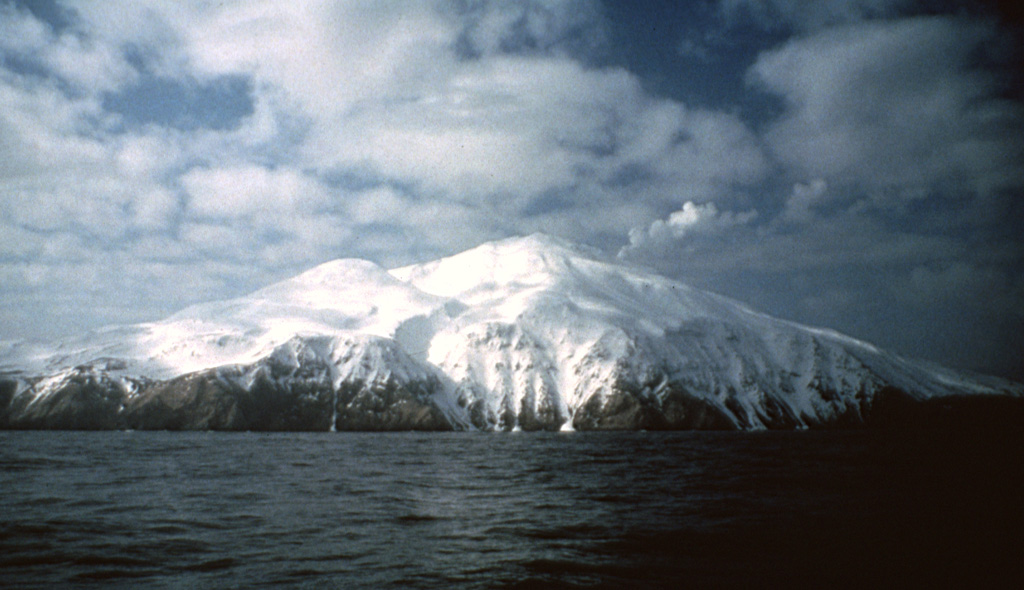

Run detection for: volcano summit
[[1, 234, 1020, 431]]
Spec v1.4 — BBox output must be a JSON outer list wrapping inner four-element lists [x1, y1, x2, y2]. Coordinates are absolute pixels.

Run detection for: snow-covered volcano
[[1, 234, 1020, 430]]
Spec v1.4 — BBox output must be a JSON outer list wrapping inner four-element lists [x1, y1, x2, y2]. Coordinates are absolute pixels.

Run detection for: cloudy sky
[[1, 0, 1022, 380]]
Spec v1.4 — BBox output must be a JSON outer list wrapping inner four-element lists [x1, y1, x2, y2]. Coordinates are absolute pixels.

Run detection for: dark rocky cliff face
[[0, 362, 453, 431], [334, 376, 452, 431], [0, 369, 127, 430], [570, 381, 735, 431], [2, 367, 1023, 432], [0, 377, 19, 428], [122, 368, 336, 431]]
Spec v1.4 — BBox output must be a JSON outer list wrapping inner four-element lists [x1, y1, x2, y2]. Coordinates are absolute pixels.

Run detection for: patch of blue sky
[[102, 73, 254, 132], [602, 1, 788, 128]]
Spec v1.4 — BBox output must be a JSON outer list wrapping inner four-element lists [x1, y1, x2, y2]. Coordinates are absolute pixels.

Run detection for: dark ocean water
[[1, 429, 1021, 589]]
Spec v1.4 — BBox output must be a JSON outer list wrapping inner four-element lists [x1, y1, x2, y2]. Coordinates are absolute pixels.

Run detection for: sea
[[1, 429, 1021, 589]]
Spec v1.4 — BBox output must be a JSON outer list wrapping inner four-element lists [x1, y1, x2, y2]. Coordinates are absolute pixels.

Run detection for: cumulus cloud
[[619, 201, 759, 269], [629, 201, 756, 241]]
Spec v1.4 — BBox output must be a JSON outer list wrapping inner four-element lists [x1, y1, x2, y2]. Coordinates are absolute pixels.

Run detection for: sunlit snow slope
[[1, 234, 1020, 430]]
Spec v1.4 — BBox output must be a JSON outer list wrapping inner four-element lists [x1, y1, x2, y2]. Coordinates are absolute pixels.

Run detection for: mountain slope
[[1, 234, 1020, 430]]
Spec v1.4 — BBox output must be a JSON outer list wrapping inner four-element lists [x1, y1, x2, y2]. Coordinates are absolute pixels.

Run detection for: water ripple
[[1, 430, 1021, 588]]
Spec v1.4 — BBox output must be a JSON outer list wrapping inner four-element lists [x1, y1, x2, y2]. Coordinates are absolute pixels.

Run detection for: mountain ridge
[[1, 233, 1020, 431]]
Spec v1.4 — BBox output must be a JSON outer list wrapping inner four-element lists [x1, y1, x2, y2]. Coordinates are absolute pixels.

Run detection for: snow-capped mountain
[[1, 234, 1020, 430]]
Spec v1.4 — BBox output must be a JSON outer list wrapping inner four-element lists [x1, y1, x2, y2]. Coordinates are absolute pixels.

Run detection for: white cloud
[[0, 49, 188, 240], [342, 184, 508, 260], [310, 54, 768, 219], [662, 201, 757, 237], [619, 101, 768, 187], [750, 16, 1024, 195], [68, 1, 765, 214], [314, 56, 627, 198], [131, 187, 180, 230], [0, 223, 45, 259], [178, 166, 358, 269], [458, 0, 607, 58], [621, 201, 758, 261], [172, 1, 458, 115], [182, 165, 331, 220], [19, 1, 767, 248], [0, 3, 137, 93], [345, 186, 411, 226], [115, 134, 181, 177], [0, 74, 106, 176]]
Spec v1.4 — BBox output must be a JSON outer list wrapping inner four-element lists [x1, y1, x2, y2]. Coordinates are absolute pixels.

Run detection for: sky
[[1, 0, 1022, 380]]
